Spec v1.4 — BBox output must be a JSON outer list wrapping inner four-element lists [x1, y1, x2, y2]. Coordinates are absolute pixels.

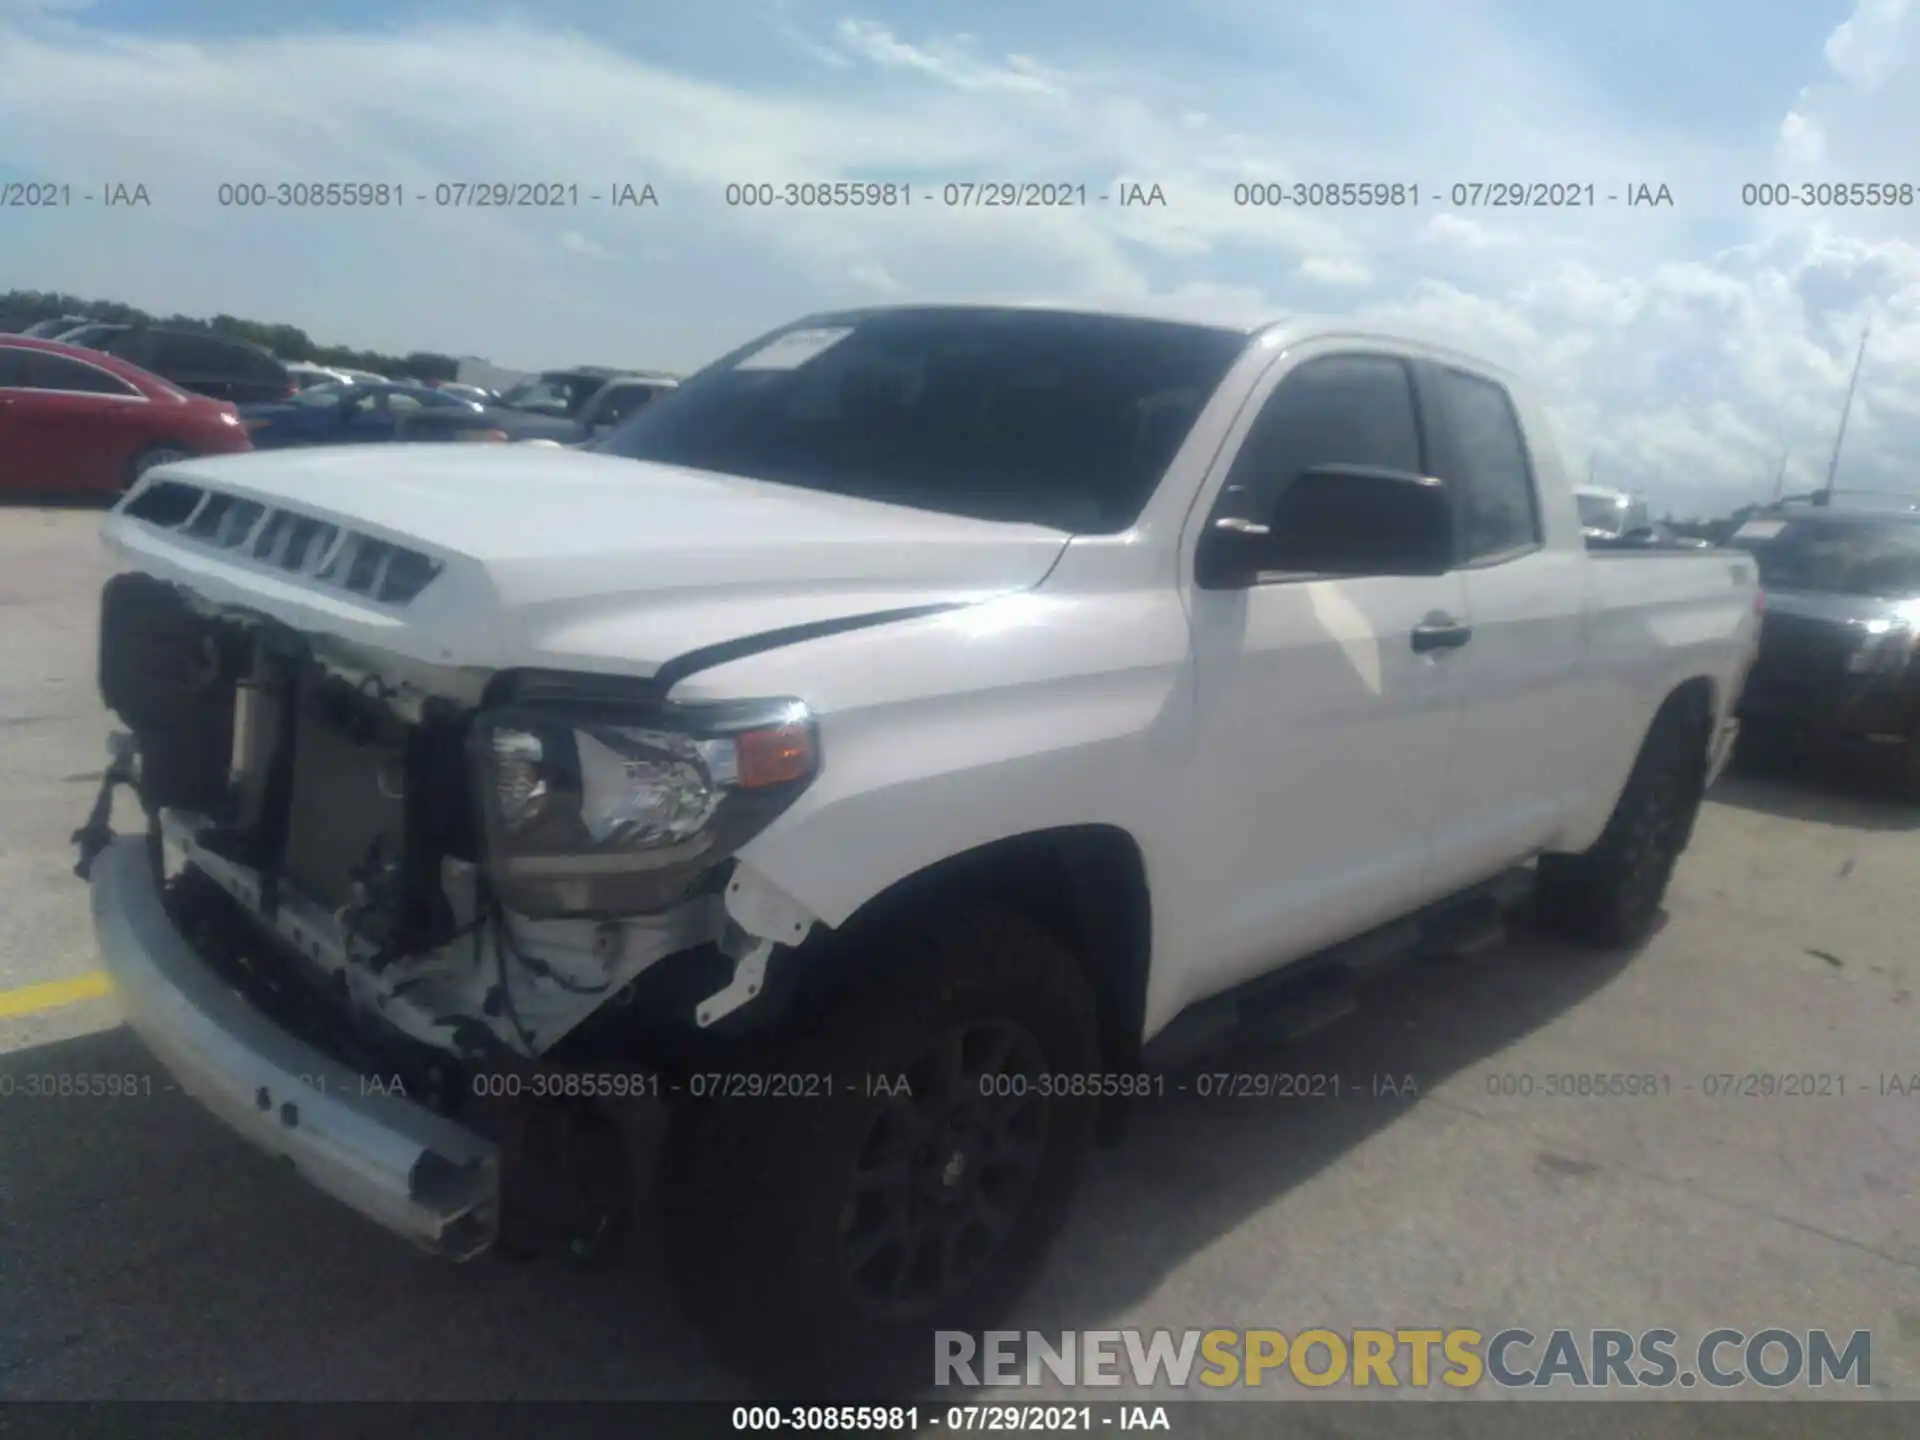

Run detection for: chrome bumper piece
[[88, 836, 500, 1259]]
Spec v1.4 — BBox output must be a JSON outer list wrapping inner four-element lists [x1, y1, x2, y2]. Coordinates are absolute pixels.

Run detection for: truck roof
[[795, 300, 1528, 386]]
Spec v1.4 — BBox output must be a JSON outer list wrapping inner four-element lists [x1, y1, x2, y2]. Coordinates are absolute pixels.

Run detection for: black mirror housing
[[1198, 465, 1454, 588]]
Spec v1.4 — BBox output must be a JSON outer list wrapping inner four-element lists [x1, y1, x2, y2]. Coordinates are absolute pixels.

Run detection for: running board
[[1140, 867, 1532, 1074]]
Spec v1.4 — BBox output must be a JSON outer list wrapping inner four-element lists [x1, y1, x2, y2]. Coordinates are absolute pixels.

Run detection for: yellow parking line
[[0, 971, 113, 1020]]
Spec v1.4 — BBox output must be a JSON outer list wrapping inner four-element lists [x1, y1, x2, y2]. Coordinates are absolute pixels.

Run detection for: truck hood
[[101, 445, 1072, 685]]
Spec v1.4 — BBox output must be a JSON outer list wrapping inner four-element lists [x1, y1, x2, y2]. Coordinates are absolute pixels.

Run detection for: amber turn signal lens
[[734, 723, 815, 788]]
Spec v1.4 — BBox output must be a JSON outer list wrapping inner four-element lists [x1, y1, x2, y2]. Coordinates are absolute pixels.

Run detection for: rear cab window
[[1429, 367, 1542, 564]]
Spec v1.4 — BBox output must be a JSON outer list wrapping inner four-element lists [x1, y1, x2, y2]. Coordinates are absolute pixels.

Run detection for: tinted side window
[[1435, 369, 1540, 562], [1220, 354, 1422, 517], [100, 330, 152, 364], [598, 384, 655, 423], [16, 352, 139, 395], [0, 348, 23, 385], [242, 346, 288, 381], [154, 333, 231, 370]]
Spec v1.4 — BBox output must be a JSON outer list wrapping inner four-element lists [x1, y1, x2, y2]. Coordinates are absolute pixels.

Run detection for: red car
[[0, 336, 253, 497]]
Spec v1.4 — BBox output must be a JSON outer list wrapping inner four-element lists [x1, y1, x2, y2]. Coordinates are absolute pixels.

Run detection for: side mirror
[[1196, 464, 1453, 589]]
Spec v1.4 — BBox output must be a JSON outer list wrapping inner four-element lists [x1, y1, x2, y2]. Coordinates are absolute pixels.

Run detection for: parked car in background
[[491, 372, 680, 448], [497, 365, 672, 423], [1575, 484, 1651, 542], [0, 336, 251, 496], [1585, 518, 1714, 551], [16, 315, 96, 339], [433, 381, 500, 406], [571, 374, 678, 444], [51, 324, 295, 404], [1727, 496, 1920, 791], [287, 362, 354, 391], [437, 380, 637, 444], [80, 302, 1758, 1391], [238, 381, 508, 449], [333, 368, 390, 386]]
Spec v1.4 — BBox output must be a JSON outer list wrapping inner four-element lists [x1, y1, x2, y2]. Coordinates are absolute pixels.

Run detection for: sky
[[2, 0, 1917, 517]]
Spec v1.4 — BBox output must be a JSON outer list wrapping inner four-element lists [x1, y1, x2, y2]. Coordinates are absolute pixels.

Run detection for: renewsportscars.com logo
[[935, 1327, 1873, 1391]]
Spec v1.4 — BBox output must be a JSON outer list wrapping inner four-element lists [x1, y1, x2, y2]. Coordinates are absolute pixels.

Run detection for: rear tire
[[661, 906, 1101, 1396], [1535, 703, 1708, 947]]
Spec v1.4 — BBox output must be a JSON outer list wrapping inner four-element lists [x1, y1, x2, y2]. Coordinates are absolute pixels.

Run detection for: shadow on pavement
[[0, 913, 1645, 1401], [1709, 755, 1920, 833]]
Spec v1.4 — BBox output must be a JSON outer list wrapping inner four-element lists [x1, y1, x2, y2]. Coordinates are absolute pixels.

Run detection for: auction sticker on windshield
[[734, 326, 854, 370], [1733, 520, 1786, 540]]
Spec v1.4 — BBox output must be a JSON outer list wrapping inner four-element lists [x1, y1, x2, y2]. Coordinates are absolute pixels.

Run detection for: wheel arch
[[1559, 672, 1719, 857], [775, 824, 1155, 1072]]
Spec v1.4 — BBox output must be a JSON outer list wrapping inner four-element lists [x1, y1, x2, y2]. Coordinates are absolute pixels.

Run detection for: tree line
[[0, 290, 460, 383]]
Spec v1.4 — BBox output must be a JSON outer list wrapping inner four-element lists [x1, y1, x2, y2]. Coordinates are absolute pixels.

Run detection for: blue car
[[238, 381, 509, 449]]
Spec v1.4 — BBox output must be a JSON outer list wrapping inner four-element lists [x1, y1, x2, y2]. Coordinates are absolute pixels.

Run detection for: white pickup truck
[[77, 302, 1758, 1391]]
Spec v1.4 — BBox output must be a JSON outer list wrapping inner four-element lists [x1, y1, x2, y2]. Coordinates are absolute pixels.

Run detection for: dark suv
[[1728, 497, 1920, 792], [55, 325, 294, 404]]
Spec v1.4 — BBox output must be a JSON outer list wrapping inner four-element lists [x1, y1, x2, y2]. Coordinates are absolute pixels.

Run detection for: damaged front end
[[80, 568, 823, 1260]]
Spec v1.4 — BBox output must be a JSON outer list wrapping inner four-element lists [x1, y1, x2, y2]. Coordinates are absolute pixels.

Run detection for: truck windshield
[[1730, 518, 1920, 598], [596, 308, 1250, 533]]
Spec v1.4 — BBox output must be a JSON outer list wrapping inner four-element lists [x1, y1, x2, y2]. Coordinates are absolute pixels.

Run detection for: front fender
[[686, 592, 1191, 929]]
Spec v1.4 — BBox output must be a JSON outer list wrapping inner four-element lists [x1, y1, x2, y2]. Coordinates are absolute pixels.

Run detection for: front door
[[1167, 348, 1475, 1015]]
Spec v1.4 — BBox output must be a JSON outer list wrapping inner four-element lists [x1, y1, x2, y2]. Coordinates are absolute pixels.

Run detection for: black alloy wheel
[[837, 1019, 1050, 1319]]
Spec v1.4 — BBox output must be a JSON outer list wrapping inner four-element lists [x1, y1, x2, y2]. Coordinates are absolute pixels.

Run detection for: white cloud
[[1420, 214, 1515, 252], [1296, 255, 1372, 288], [559, 231, 611, 260], [847, 260, 906, 295], [1, 1, 1917, 517], [832, 20, 1068, 96], [1823, 0, 1912, 90], [1775, 108, 1826, 166]]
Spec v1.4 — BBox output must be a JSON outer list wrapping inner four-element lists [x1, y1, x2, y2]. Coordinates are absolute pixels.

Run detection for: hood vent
[[122, 479, 443, 607]]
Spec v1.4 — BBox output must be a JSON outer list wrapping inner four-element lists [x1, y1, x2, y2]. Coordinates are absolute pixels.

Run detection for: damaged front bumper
[[89, 834, 501, 1259]]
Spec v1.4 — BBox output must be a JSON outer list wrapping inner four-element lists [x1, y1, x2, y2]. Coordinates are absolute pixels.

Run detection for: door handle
[[1411, 616, 1473, 653]]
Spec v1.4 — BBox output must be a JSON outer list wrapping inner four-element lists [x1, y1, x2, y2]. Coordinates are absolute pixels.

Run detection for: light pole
[[1821, 322, 1870, 502]]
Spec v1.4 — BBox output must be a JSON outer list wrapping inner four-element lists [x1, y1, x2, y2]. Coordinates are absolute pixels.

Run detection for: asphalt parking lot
[[0, 504, 1915, 1410]]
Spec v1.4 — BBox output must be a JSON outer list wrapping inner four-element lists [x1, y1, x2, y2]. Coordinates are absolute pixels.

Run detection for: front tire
[[1535, 703, 1708, 947], [662, 907, 1101, 1395]]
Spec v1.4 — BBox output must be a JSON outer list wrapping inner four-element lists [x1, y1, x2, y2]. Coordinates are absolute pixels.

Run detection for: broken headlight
[[470, 699, 818, 918]]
